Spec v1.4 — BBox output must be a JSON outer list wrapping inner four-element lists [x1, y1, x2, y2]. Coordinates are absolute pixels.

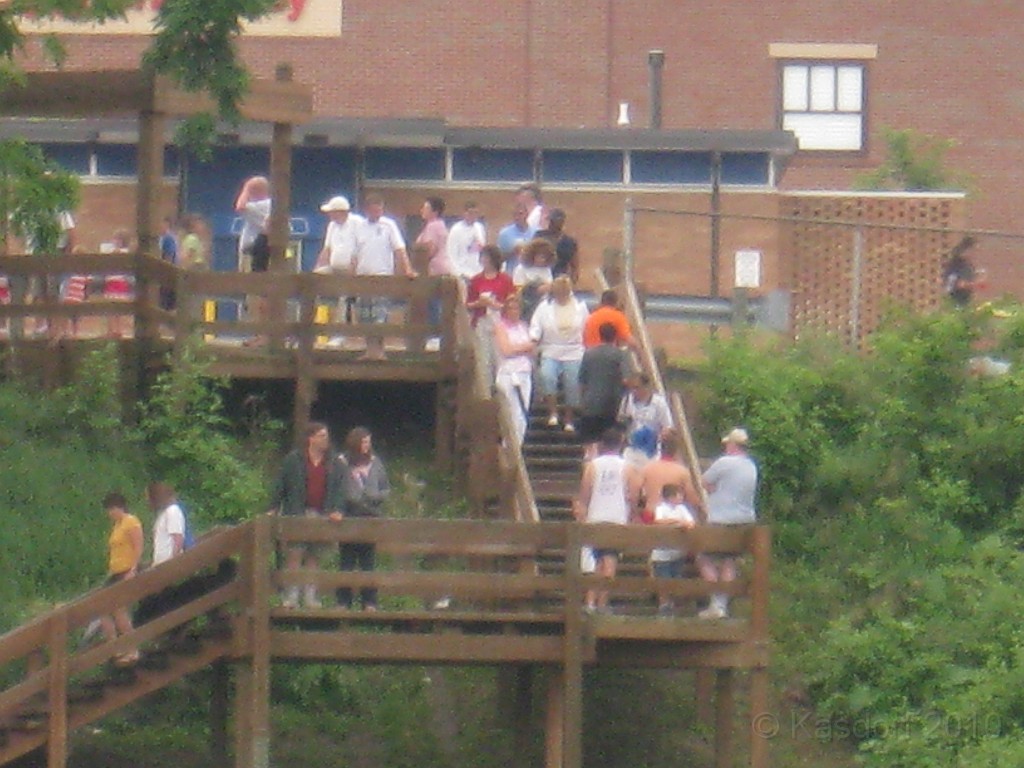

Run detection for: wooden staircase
[[522, 409, 585, 525], [0, 526, 249, 767]]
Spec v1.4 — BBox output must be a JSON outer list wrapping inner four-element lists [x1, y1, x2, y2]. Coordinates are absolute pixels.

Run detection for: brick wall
[[14, 0, 1023, 297]]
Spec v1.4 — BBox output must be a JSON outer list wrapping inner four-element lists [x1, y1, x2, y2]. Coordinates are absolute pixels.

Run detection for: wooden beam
[[749, 669, 770, 768], [270, 631, 565, 663], [151, 74, 314, 125], [46, 613, 68, 768], [544, 670, 564, 768], [714, 669, 735, 768], [235, 515, 272, 768], [561, 525, 584, 768], [210, 660, 230, 767]]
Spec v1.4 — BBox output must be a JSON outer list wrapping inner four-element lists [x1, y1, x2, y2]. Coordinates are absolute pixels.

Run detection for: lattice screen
[[782, 194, 965, 346]]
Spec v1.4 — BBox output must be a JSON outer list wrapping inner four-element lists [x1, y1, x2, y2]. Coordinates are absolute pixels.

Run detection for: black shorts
[[249, 234, 271, 272], [579, 414, 617, 443]]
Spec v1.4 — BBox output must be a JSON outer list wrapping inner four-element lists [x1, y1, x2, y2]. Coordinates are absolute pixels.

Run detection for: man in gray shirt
[[697, 427, 758, 619], [578, 322, 634, 458]]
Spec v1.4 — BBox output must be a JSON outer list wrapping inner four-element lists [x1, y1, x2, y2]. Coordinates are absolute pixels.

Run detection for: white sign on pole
[[735, 249, 762, 288]]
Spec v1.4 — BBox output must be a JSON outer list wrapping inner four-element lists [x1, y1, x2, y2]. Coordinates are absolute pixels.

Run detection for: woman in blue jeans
[[528, 275, 589, 432], [335, 427, 390, 610]]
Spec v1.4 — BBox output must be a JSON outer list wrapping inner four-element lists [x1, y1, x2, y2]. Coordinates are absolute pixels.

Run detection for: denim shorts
[[652, 559, 685, 579], [539, 357, 582, 407], [357, 296, 390, 324]]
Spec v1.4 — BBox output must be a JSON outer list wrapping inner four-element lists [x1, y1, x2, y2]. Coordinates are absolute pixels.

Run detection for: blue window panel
[[95, 144, 137, 176], [92, 145, 181, 177], [721, 153, 770, 185], [543, 150, 623, 184], [184, 146, 271, 218], [41, 143, 90, 174], [452, 148, 534, 182], [291, 146, 357, 219], [632, 151, 711, 185], [364, 147, 444, 181]]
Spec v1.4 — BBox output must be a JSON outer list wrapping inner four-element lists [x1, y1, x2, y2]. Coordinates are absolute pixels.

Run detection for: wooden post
[[544, 669, 564, 768], [136, 110, 165, 259], [514, 666, 534, 757], [434, 380, 455, 472], [267, 63, 294, 351], [235, 515, 273, 768], [696, 669, 714, 729], [749, 670, 770, 768], [714, 669, 735, 768], [293, 276, 316, 445], [210, 659, 230, 766], [749, 526, 772, 768], [46, 613, 69, 768], [561, 524, 584, 768]]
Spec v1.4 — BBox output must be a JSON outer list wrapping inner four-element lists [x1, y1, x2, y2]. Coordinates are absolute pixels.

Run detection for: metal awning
[[0, 116, 796, 157]]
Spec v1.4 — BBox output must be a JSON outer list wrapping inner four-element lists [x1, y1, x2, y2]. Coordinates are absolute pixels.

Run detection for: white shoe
[[698, 605, 726, 620], [433, 596, 451, 610], [303, 587, 322, 608], [327, 336, 345, 348], [424, 337, 441, 352], [546, 414, 559, 427], [563, 422, 576, 434], [281, 593, 299, 609]]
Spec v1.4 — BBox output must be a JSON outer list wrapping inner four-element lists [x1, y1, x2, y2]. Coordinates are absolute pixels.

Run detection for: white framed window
[[781, 61, 866, 151]]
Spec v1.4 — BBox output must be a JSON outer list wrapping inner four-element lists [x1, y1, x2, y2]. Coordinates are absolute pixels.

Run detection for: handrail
[[0, 522, 252, 737], [468, 317, 540, 523], [594, 266, 709, 512]]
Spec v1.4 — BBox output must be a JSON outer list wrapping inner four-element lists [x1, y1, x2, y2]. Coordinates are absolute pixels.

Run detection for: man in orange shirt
[[583, 290, 640, 352]]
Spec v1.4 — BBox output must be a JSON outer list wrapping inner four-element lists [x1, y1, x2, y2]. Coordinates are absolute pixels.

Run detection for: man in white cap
[[315, 195, 366, 347], [696, 427, 758, 619]]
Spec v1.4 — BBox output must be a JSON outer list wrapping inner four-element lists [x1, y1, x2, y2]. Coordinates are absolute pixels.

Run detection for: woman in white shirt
[[529, 275, 589, 432], [494, 293, 536, 444], [512, 238, 554, 321]]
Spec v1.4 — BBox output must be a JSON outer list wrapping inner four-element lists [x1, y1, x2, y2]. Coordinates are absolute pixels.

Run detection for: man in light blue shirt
[[697, 427, 758, 619], [496, 201, 535, 276]]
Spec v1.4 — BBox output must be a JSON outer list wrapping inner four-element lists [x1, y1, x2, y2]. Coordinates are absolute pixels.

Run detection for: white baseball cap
[[320, 195, 351, 212]]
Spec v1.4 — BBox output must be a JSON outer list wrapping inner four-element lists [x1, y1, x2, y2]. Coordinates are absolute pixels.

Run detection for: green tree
[[0, 0, 276, 121], [856, 127, 966, 192], [0, 138, 78, 255]]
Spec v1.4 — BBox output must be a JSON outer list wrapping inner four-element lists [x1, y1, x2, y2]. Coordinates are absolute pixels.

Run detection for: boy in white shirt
[[650, 483, 696, 615]]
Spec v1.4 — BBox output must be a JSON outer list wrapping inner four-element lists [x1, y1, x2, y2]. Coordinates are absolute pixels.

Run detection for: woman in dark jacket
[[336, 427, 390, 610]]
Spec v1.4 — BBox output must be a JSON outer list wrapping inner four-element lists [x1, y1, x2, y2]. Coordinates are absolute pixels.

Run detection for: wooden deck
[[0, 517, 771, 768]]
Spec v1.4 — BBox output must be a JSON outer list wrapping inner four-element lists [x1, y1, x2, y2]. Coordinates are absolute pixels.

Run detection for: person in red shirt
[[467, 245, 515, 381], [583, 290, 640, 351]]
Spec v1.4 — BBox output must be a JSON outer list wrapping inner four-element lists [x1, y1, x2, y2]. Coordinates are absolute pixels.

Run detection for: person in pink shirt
[[416, 197, 451, 277], [416, 197, 450, 344]]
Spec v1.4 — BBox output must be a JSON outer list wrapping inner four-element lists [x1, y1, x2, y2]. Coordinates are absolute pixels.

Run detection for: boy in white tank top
[[575, 428, 640, 612]]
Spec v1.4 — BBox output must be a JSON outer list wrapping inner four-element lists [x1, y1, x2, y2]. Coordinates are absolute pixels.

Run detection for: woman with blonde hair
[[529, 275, 589, 432], [494, 291, 536, 443]]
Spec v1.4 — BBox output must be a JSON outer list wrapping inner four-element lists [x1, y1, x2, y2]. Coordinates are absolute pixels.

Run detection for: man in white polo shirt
[[315, 195, 365, 347], [352, 193, 416, 360]]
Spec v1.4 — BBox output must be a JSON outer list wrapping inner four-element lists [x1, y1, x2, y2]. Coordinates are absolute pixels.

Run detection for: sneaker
[[433, 596, 452, 610], [327, 336, 346, 348], [546, 414, 559, 427], [424, 337, 441, 352], [563, 422, 576, 434], [698, 605, 726, 620]]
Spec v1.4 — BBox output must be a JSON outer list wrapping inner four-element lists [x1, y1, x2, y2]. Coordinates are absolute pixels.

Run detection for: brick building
[[4, 0, 1010, 349]]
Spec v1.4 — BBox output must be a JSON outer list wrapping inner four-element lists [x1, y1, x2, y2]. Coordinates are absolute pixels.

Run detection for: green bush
[[695, 305, 1024, 767]]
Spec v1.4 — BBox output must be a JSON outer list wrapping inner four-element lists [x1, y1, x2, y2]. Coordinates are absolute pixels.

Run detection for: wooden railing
[[0, 523, 253, 766], [594, 267, 708, 509], [0, 516, 770, 768], [0, 255, 462, 373], [272, 516, 769, 636], [454, 281, 539, 523]]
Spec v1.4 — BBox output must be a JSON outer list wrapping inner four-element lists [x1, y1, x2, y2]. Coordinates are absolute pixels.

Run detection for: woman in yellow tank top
[[100, 491, 144, 665]]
